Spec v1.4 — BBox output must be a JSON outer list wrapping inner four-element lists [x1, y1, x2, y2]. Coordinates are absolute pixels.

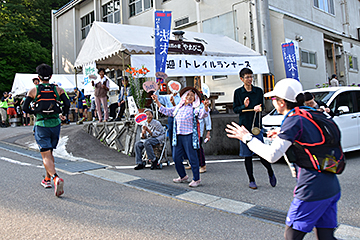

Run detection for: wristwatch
[[243, 133, 254, 145]]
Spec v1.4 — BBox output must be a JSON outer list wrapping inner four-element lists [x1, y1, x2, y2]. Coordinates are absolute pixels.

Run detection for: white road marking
[[0, 157, 43, 168]]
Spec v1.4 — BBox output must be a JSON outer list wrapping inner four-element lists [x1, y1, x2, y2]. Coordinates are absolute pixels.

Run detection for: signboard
[[168, 40, 204, 55], [131, 55, 269, 77], [202, 83, 210, 99], [83, 62, 96, 95], [128, 96, 138, 116], [142, 81, 158, 93], [168, 80, 181, 93], [154, 11, 172, 76], [281, 42, 299, 81], [134, 113, 147, 125]]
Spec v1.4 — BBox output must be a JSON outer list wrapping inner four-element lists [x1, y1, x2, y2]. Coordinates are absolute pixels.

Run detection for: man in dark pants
[[233, 68, 276, 189]]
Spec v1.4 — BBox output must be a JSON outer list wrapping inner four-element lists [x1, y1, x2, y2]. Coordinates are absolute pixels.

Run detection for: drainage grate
[[127, 179, 188, 196], [55, 161, 106, 173], [242, 205, 287, 224]]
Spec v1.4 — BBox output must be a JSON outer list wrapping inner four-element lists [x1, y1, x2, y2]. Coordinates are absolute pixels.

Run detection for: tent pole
[[74, 67, 78, 89], [122, 51, 129, 121]]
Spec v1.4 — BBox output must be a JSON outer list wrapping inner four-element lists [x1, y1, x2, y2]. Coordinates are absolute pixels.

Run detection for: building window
[[314, 0, 335, 15], [81, 12, 95, 39], [102, 0, 121, 23], [174, 17, 189, 28], [129, 0, 153, 17], [301, 49, 317, 67], [349, 55, 358, 71]]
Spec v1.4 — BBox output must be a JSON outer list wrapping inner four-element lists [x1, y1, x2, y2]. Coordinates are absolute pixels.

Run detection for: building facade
[[52, 0, 360, 103]]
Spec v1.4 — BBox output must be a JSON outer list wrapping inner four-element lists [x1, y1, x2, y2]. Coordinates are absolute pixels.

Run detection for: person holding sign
[[152, 87, 209, 188], [155, 81, 181, 154], [134, 109, 165, 170], [233, 67, 276, 190], [114, 76, 131, 121]]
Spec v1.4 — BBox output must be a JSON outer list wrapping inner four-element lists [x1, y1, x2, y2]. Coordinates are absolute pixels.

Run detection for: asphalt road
[[0, 124, 359, 239]]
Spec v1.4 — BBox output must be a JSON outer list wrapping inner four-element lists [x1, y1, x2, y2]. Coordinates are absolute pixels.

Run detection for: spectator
[[114, 76, 131, 121], [73, 87, 84, 122], [20, 96, 30, 126], [304, 92, 334, 117], [155, 81, 181, 154], [329, 74, 339, 87], [6, 92, 18, 119], [0, 92, 8, 127], [152, 87, 210, 188], [90, 92, 97, 121], [233, 67, 276, 190], [134, 109, 165, 170], [32, 77, 40, 86], [92, 68, 109, 122]]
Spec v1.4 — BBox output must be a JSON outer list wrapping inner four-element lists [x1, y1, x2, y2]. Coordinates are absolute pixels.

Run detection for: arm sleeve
[[246, 137, 292, 163], [22, 97, 34, 114], [159, 105, 175, 117], [204, 114, 212, 131], [60, 93, 70, 115]]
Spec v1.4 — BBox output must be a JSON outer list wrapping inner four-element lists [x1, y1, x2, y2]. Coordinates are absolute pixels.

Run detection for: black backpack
[[285, 107, 345, 174], [34, 84, 62, 115]]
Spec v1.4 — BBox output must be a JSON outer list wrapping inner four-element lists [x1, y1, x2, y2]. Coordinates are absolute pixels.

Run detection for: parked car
[[262, 87, 360, 152]]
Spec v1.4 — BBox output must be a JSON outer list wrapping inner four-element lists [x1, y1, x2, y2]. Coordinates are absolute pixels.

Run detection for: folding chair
[[142, 126, 170, 169]]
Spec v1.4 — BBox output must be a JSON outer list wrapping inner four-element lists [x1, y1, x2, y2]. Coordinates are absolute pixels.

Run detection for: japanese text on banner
[[281, 42, 299, 81], [154, 11, 172, 75]]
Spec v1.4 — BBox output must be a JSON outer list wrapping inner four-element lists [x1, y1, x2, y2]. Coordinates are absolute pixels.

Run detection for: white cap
[[264, 78, 303, 103]]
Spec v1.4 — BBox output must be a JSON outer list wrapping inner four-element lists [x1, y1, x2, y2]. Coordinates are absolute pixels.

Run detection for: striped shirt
[[159, 104, 208, 135]]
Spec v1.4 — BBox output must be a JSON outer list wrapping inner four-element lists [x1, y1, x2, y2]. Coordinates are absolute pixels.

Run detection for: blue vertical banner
[[281, 42, 299, 81], [154, 11, 172, 81]]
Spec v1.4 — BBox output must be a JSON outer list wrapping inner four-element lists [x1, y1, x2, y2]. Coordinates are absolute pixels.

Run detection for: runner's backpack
[[285, 107, 345, 174], [34, 84, 62, 115]]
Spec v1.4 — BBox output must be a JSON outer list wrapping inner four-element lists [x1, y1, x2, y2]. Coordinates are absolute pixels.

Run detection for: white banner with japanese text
[[131, 55, 269, 77], [83, 62, 97, 95]]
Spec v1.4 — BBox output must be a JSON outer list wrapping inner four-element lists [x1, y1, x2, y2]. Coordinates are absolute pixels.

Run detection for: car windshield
[[311, 91, 336, 105]]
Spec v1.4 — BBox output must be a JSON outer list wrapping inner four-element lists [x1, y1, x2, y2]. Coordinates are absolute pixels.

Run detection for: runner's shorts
[[76, 100, 83, 109], [286, 192, 341, 232], [34, 125, 61, 151]]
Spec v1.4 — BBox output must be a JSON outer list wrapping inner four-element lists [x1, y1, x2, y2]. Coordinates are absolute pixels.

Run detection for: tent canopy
[[74, 21, 263, 70], [11, 73, 118, 97]]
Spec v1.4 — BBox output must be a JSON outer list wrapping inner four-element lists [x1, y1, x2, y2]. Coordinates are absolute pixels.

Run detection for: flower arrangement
[[315, 83, 329, 88], [126, 66, 150, 109]]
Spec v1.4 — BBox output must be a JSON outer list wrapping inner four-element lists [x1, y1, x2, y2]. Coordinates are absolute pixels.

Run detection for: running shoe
[[249, 181, 258, 189], [173, 176, 189, 183], [41, 179, 52, 188], [189, 179, 201, 187], [54, 177, 64, 197]]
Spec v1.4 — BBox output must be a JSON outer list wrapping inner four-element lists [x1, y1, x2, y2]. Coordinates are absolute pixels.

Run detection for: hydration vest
[[34, 84, 62, 115], [285, 107, 345, 174]]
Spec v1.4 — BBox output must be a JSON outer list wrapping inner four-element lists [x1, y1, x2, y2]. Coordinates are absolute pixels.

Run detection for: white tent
[[74, 22, 269, 75], [11, 73, 119, 97]]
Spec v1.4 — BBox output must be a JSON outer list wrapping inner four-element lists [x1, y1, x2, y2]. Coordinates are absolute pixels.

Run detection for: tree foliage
[[0, 0, 69, 93]]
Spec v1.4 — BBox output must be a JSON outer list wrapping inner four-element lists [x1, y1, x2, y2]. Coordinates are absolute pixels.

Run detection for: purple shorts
[[286, 192, 340, 233]]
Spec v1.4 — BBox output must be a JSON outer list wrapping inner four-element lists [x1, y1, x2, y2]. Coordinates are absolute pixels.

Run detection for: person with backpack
[[73, 87, 85, 122], [22, 63, 70, 197], [226, 78, 343, 240]]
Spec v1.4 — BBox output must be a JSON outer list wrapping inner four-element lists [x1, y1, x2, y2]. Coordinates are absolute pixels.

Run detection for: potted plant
[[126, 66, 150, 110]]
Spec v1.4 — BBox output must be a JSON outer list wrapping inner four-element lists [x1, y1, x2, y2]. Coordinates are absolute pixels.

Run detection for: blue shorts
[[239, 130, 264, 157], [286, 192, 340, 232], [76, 101, 83, 109], [34, 125, 61, 151]]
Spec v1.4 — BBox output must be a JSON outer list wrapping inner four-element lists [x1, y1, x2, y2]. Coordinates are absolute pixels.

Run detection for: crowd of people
[[1, 64, 344, 239]]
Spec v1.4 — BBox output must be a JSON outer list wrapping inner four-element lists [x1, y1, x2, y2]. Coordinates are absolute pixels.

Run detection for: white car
[[262, 87, 360, 152]]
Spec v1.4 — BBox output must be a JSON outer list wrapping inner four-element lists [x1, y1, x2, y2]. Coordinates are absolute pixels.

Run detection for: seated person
[[304, 92, 334, 117], [134, 109, 165, 170]]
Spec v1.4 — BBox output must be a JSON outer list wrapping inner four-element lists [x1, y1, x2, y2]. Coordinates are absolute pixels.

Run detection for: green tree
[[0, 0, 69, 94]]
